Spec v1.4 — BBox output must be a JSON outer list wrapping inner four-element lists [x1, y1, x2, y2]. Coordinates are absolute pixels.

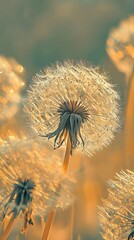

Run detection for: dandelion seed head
[[99, 170, 134, 240], [0, 138, 75, 231], [107, 16, 134, 78], [26, 61, 120, 156]]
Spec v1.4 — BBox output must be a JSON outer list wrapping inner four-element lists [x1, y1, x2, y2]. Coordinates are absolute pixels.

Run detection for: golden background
[[0, 0, 134, 239]]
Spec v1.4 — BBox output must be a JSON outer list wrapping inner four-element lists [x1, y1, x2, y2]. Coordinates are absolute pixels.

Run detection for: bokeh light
[[107, 16, 134, 79], [0, 55, 25, 123]]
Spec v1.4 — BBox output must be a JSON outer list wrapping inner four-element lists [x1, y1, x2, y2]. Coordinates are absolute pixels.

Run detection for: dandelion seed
[[0, 138, 75, 238], [106, 16, 134, 79], [26, 61, 120, 158], [99, 170, 134, 240]]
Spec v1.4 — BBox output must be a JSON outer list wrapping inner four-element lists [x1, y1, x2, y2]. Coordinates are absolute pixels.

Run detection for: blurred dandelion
[[99, 170, 134, 240], [26, 61, 120, 171], [106, 16, 134, 80], [0, 55, 25, 125], [0, 138, 75, 239], [107, 16, 134, 168]]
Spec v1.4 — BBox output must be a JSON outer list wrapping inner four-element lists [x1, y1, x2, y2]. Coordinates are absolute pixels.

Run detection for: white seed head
[[99, 170, 134, 240], [26, 61, 120, 156], [0, 138, 75, 230]]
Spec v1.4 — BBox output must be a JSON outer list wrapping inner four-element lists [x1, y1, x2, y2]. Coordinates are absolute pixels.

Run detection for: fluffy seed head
[[106, 16, 134, 78], [99, 170, 134, 240], [0, 55, 25, 123], [0, 138, 75, 232], [26, 61, 120, 156]]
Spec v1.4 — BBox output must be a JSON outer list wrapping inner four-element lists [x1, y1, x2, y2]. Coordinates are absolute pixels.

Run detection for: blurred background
[[0, 0, 134, 239]]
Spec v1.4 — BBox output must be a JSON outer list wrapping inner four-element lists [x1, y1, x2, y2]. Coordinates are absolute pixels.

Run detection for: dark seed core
[[45, 100, 89, 154], [3, 178, 35, 232], [128, 221, 134, 240]]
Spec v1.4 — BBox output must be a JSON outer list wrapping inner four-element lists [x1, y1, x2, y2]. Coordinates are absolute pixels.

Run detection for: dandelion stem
[[41, 134, 71, 240], [0, 214, 15, 240], [41, 208, 55, 240], [125, 68, 134, 168], [0, 216, 10, 237], [63, 134, 71, 173], [77, 234, 81, 240], [0, 221, 4, 237], [69, 205, 75, 240]]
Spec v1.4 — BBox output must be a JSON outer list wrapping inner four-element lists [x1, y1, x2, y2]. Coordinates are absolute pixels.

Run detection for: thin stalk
[[63, 134, 71, 173], [125, 69, 134, 169], [0, 216, 10, 237], [69, 205, 75, 240], [0, 214, 15, 240], [0, 221, 4, 237], [77, 234, 81, 240], [41, 208, 55, 240], [41, 135, 71, 240]]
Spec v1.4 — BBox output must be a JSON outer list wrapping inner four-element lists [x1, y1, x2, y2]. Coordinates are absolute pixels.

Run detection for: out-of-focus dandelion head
[[107, 16, 134, 78], [99, 170, 134, 240], [0, 55, 25, 123], [0, 138, 75, 232], [26, 61, 120, 156]]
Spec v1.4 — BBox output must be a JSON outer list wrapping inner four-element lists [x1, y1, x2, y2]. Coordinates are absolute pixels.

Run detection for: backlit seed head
[[26, 61, 120, 156], [0, 138, 75, 232], [106, 16, 134, 78], [99, 170, 134, 240]]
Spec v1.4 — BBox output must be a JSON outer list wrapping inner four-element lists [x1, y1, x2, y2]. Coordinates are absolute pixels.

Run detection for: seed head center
[[45, 100, 89, 153], [2, 178, 35, 232]]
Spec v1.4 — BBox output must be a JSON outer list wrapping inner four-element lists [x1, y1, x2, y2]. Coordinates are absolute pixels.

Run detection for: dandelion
[[106, 16, 134, 80], [99, 170, 134, 240], [0, 138, 75, 239], [26, 61, 120, 171], [0, 55, 25, 124], [107, 16, 134, 168]]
